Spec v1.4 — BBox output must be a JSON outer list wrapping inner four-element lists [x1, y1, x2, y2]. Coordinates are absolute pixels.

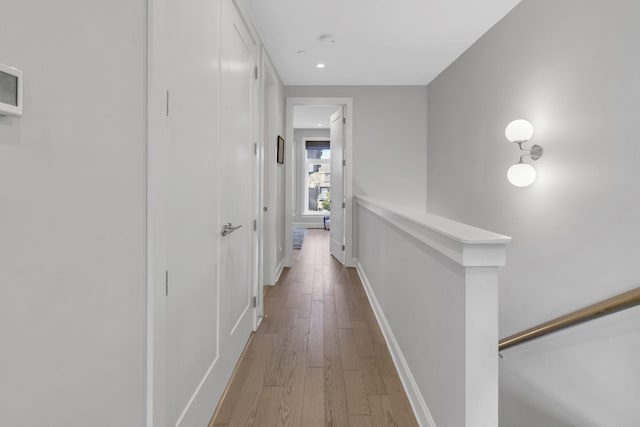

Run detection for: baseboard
[[273, 260, 284, 285], [264, 260, 285, 287], [292, 222, 325, 229], [354, 259, 437, 427]]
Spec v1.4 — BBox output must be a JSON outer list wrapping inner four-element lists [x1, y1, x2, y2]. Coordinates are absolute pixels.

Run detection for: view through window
[[304, 140, 330, 214]]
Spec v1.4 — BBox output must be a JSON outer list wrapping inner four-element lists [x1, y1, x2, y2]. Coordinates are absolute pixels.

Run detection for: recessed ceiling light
[[317, 123, 323, 127], [297, 50, 306, 55], [316, 63, 326, 69]]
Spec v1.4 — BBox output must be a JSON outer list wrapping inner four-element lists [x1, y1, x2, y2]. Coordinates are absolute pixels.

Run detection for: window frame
[[301, 137, 331, 216]]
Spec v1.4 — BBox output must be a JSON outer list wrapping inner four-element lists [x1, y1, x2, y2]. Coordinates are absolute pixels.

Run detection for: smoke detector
[[318, 34, 336, 45]]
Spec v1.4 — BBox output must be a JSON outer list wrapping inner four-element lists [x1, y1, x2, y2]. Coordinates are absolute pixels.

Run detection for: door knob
[[221, 223, 243, 236]]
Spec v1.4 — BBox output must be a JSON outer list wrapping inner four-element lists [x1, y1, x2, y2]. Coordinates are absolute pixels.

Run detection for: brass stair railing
[[499, 287, 640, 352]]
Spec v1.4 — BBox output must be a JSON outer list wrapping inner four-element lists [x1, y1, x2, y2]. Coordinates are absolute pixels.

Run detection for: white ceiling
[[245, 0, 522, 86], [293, 105, 340, 129]]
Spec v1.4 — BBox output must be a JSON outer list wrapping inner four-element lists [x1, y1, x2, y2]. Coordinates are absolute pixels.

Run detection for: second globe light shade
[[507, 162, 537, 187]]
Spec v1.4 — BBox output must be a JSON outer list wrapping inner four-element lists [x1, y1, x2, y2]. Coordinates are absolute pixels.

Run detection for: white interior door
[[329, 107, 345, 263], [164, 0, 223, 423], [219, 0, 257, 361], [163, 0, 257, 424]]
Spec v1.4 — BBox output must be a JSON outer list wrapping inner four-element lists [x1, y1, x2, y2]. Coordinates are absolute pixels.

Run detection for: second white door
[[329, 107, 345, 264], [219, 0, 257, 364]]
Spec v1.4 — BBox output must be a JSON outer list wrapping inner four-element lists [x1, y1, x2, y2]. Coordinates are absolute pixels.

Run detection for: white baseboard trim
[[292, 222, 325, 229], [264, 260, 285, 287], [354, 259, 437, 427], [273, 260, 284, 285]]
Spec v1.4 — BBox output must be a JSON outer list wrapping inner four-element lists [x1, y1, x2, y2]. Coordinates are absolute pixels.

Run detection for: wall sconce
[[505, 119, 543, 187]]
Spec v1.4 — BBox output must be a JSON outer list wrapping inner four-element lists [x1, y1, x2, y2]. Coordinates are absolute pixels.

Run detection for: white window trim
[[301, 137, 331, 216]]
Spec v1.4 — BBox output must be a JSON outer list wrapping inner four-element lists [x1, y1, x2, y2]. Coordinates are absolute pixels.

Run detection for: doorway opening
[[258, 57, 283, 303], [292, 105, 335, 244], [285, 97, 354, 267]]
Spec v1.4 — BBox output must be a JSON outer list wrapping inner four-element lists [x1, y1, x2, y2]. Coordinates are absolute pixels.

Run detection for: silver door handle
[[221, 223, 242, 236]]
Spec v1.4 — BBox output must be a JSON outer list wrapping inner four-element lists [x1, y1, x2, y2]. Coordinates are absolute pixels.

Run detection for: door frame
[[285, 97, 354, 267], [256, 48, 278, 322]]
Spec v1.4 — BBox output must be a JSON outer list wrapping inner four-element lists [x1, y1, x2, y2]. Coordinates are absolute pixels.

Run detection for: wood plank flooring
[[210, 229, 418, 427]]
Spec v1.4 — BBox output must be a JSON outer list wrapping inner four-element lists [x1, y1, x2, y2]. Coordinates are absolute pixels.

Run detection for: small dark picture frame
[[277, 136, 285, 164]]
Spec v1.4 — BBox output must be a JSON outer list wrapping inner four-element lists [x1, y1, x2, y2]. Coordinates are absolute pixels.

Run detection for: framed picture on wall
[[277, 136, 285, 164]]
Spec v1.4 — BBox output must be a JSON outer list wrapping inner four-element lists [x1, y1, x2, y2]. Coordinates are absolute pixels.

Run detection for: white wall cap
[[355, 195, 511, 267]]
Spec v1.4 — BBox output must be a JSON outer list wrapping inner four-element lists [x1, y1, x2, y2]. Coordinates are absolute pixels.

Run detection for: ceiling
[[245, 0, 522, 86], [293, 105, 340, 129]]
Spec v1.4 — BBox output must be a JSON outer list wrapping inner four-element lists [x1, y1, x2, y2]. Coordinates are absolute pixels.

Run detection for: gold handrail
[[499, 287, 640, 352]]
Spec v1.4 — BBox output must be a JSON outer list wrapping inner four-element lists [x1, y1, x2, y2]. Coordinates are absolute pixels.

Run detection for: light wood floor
[[210, 229, 419, 427]]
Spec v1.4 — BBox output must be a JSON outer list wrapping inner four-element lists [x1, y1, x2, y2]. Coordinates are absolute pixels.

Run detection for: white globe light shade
[[507, 162, 536, 187], [505, 119, 534, 142]]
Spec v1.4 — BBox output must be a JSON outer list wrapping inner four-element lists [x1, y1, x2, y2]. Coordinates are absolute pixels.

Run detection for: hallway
[[210, 229, 419, 426]]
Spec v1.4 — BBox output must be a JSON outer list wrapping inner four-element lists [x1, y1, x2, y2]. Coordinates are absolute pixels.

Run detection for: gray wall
[[426, 0, 640, 425], [293, 128, 330, 228], [0, 1, 146, 425], [285, 86, 428, 210]]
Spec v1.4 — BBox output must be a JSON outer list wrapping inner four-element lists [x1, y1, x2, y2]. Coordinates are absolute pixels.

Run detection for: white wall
[[285, 86, 428, 210], [292, 128, 330, 228], [426, 0, 640, 425], [0, 1, 147, 426]]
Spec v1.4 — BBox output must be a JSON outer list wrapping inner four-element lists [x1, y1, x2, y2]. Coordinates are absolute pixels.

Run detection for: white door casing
[[284, 97, 354, 268], [329, 107, 345, 264]]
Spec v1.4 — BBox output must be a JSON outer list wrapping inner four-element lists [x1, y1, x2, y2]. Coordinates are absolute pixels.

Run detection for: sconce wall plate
[[528, 144, 543, 161]]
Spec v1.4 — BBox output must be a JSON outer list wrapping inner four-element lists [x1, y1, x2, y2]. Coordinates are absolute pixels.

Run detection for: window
[[303, 141, 330, 214]]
